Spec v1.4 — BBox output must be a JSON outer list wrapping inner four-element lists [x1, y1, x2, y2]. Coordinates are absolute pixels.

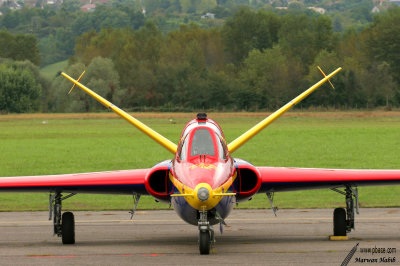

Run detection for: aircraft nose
[[187, 183, 234, 210], [197, 187, 210, 201]]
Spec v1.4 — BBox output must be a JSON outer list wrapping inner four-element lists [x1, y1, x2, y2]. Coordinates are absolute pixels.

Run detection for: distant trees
[[2, 4, 400, 113], [0, 0, 393, 69], [239, 47, 291, 109], [143, 0, 217, 14], [278, 14, 337, 68], [0, 30, 41, 66], [0, 32, 45, 113], [364, 8, 400, 85], [0, 59, 48, 113], [0, 4, 145, 66], [222, 8, 280, 64], [48, 6, 399, 112], [65, 22, 235, 111]]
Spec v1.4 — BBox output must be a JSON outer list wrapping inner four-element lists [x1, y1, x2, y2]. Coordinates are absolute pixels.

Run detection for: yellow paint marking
[[171, 194, 194, 197], [189, 163, 217, 170], [329, 236, 349, 241]]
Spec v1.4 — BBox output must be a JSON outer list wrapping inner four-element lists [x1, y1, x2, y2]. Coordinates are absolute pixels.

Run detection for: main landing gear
[[49, 192, 76, 244], [198, 209, 215, 255], [331, 186, 359, 236]]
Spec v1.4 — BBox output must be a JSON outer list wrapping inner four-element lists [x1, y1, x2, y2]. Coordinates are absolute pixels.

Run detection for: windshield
[[179, 135, 189, 161], [216, 133, 227, 160], [190, 128, 215, 156]]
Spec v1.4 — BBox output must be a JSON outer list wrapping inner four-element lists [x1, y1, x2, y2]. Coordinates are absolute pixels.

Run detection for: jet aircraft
[[1, 67, 400, 255]]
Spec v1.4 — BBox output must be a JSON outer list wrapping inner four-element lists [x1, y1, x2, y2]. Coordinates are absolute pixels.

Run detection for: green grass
[[1, 112, 400, 211], [40, 60, 68, 80]]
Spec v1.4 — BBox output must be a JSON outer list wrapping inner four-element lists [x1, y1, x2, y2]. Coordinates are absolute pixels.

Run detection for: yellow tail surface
[[227, 67, 342, 153], [61, 72, 178, 154]]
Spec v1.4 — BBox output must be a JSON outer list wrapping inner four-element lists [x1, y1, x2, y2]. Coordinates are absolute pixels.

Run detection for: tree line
[[1, 7, 399, 112], [54, 7, 399, 112], [0, 0, 383, 67], [0, 58, 49, 113], [0, 1, 145, 66], [0, 30, 40, 66]]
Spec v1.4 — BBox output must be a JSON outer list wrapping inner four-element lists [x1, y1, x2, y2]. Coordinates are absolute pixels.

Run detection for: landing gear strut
[[198, 209, 214, 255], [331, 186, 359, 236], [49, 192, 76, 244]]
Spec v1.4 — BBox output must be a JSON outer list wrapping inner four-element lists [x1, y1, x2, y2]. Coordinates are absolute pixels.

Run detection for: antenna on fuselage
[[197, 113, 208, 124], [197, 113, 207, 121]]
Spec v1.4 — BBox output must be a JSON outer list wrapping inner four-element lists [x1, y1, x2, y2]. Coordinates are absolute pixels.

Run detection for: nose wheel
[[198, 209, 214, 255], [199, 230, 211, 254]]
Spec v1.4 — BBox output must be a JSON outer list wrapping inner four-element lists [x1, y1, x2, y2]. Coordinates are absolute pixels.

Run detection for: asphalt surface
[[0, 208, 399, 265]]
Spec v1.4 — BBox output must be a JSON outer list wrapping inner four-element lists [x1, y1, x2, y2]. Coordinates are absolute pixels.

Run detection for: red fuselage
[[168, 117, 238, 224]]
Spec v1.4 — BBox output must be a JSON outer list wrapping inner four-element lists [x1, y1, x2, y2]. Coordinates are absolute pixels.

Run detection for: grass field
[[40, 60, 68, 80], [1, 111, 400, 212]]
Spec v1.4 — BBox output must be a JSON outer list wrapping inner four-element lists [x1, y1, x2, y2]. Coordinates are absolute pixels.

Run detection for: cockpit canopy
[[191, 128, 215, 156], [178, 126, 227, 162]]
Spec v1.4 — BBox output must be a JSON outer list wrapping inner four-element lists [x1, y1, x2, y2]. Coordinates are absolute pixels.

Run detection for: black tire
[[333, 208, 347, 236], [62, 212, 75, 244], [199, 231, 210, 255]]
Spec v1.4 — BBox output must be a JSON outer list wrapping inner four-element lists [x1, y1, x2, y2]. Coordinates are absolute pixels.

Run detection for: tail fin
[[61, 72, 178, 154], [227, 67, 342, 153]]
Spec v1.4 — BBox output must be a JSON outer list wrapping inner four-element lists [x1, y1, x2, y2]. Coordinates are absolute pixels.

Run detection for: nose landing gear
[[198, 209, 215, 255]]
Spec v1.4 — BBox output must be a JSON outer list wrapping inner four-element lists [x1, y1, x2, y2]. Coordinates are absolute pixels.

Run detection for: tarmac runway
[[0, 208, 399, 265]]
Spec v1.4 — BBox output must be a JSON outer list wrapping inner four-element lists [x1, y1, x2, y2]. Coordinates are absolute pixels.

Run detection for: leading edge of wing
[[0, 169, 149, 195], [257, 166, 400, 192]]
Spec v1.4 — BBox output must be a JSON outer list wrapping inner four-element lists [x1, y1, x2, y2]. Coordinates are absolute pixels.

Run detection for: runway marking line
[[329, 236, 349, 241], [1, 216, 400, 225], [142, 253, 165, 257], [25, 253, 165, 258]]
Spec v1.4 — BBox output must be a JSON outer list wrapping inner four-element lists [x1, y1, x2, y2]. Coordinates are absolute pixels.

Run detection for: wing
[[0, 169, 149, 195], [257, 166, 400, 193]]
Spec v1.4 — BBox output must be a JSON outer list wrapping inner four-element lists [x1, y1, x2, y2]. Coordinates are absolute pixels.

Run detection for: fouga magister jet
[[1, 67, 400, 255]]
